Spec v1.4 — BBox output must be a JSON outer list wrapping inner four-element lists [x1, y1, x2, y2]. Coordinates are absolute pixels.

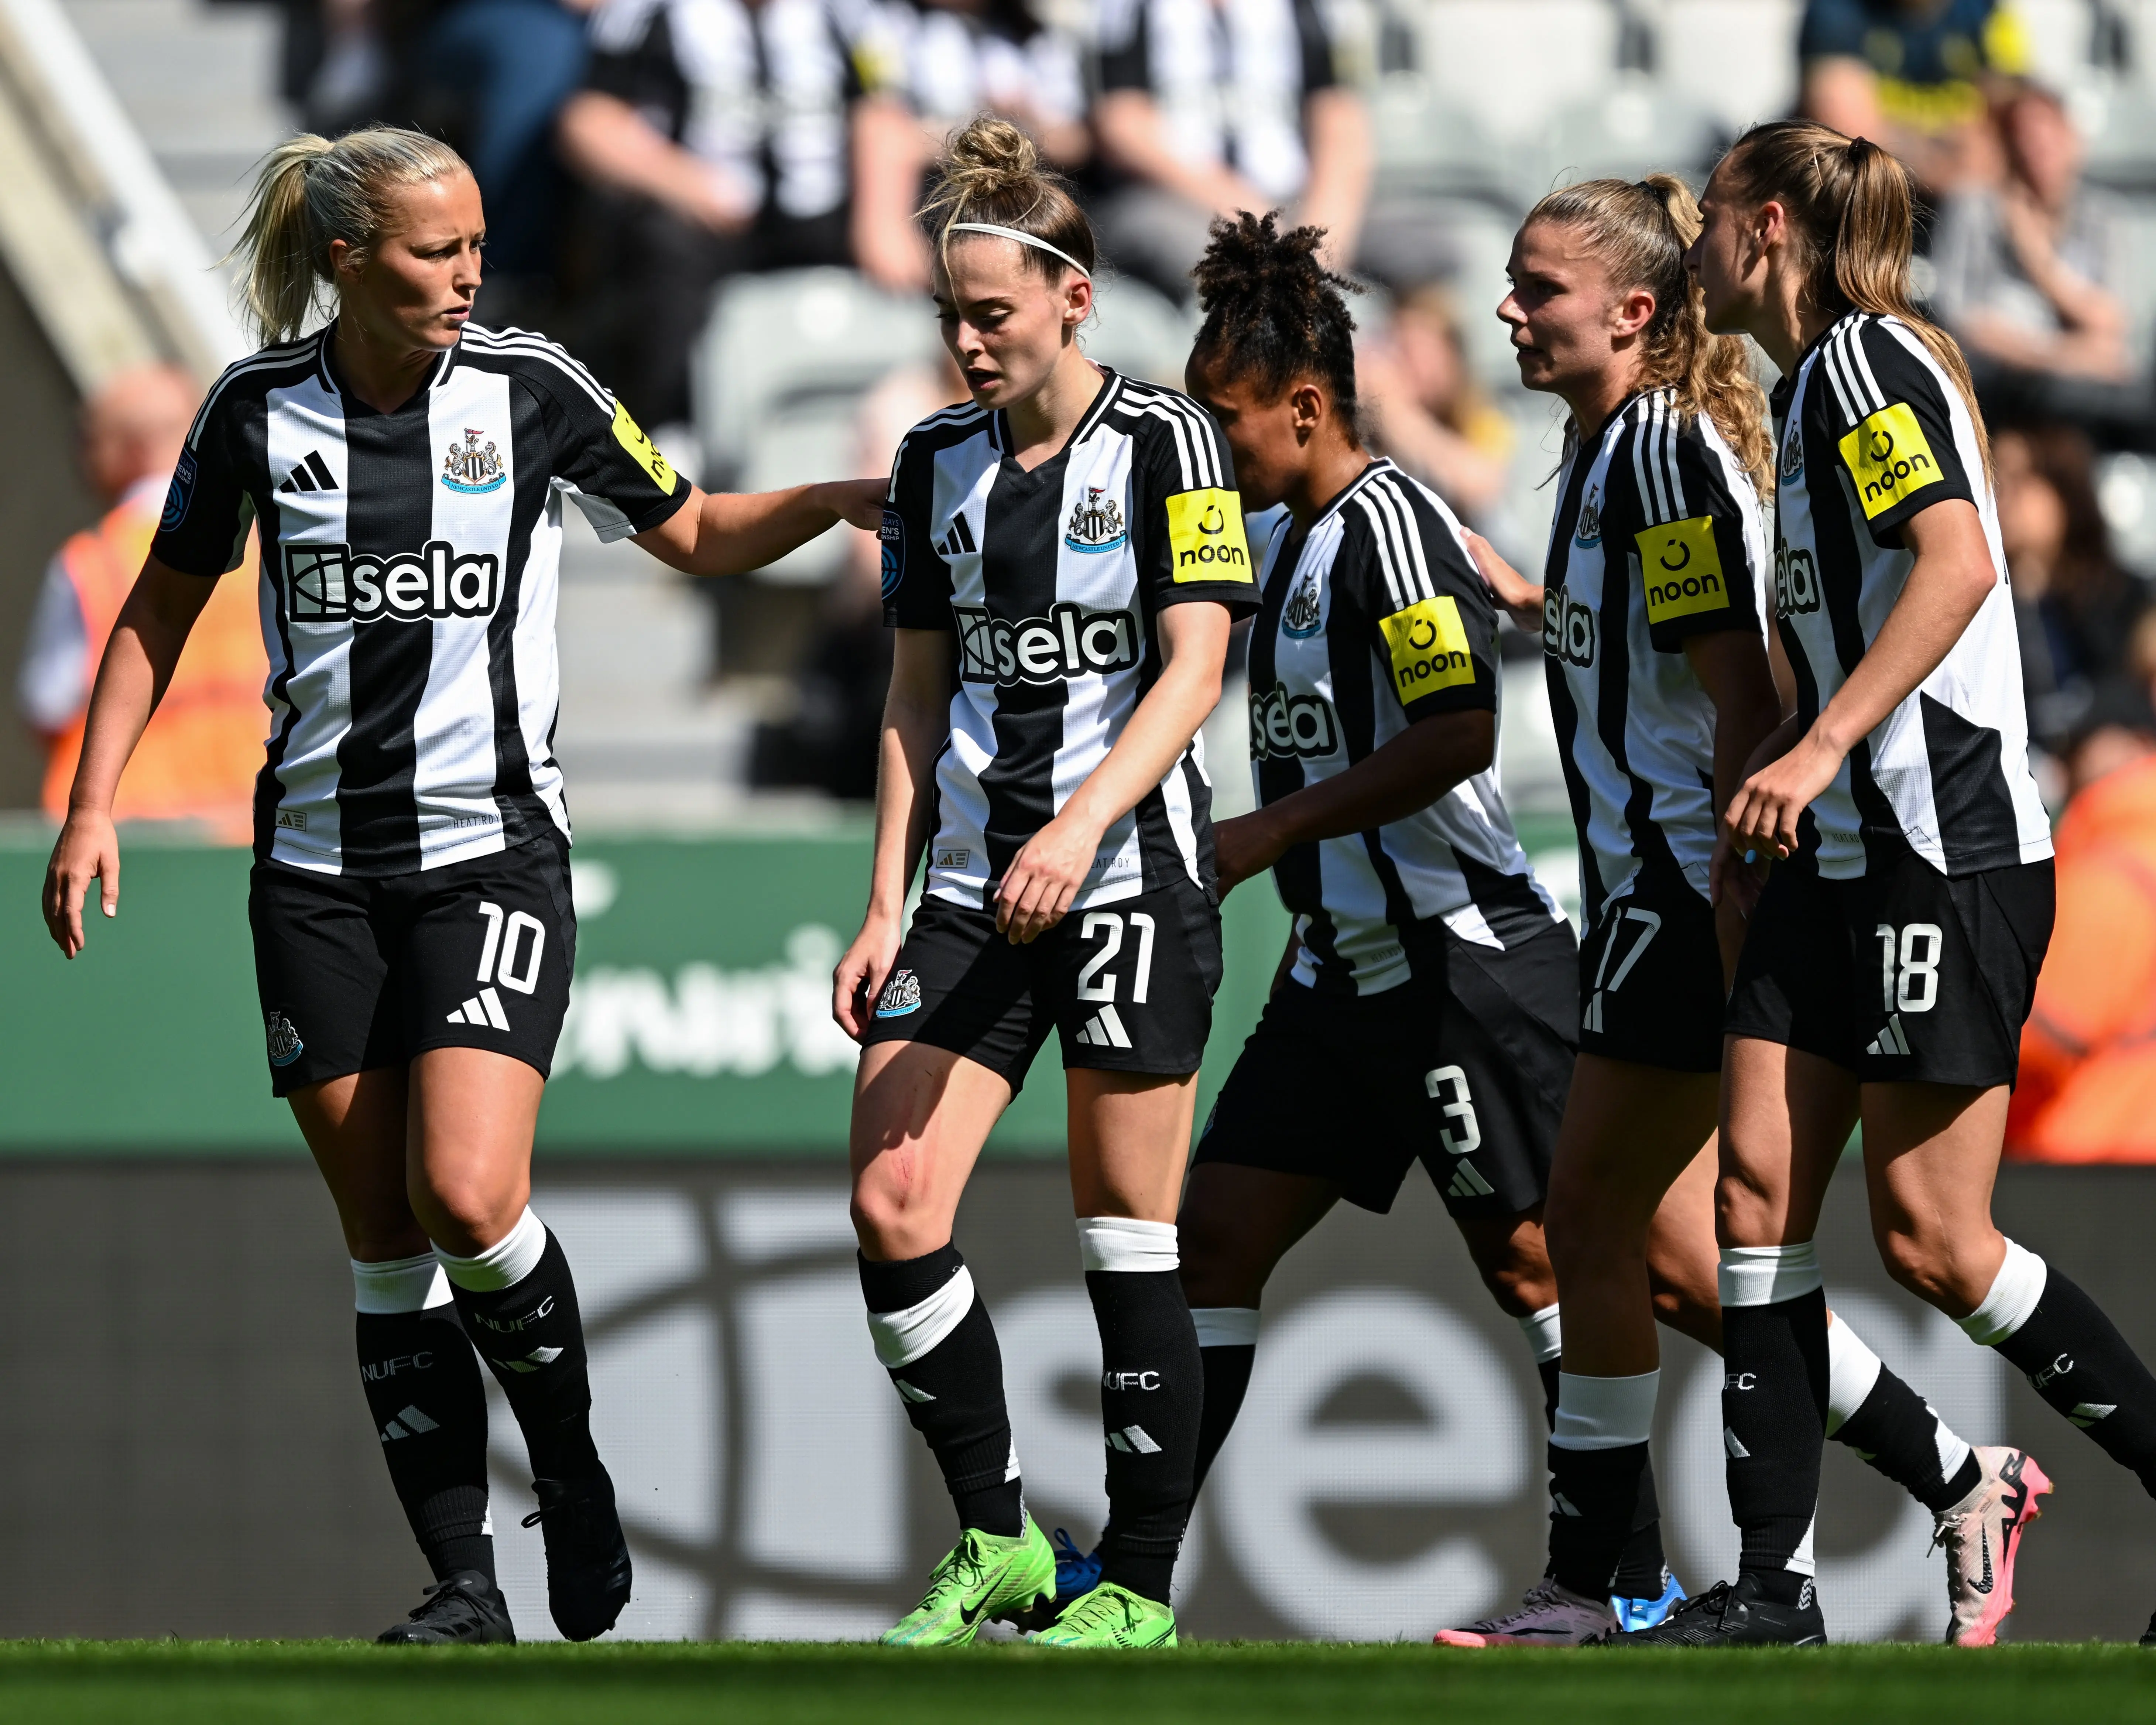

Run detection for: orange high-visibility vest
[[2009, 754, 2156, 1163], [39, 483, 267, 841]]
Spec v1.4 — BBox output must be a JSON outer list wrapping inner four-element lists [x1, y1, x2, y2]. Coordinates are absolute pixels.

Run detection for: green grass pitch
[[3, 1642, 2155, 1725]]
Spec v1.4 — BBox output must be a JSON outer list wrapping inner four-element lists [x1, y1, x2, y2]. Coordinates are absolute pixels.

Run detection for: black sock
[[450, 1228, 601, 1482], [1612, 1458, 1669, 1598], [860, 1246, 1023, 1537], [1536, 1359, 1560, 1431], [1723, 1287, 1828, 1584], [1993, 1265, 2156, 1497], [1833, 1363, 1980, 1512], [357, 1306, 494, 1583], [1089, 1267, 1202, 1606], [1547, 1441, 1651, 1599], [1193, 1339, 1256, 1496]]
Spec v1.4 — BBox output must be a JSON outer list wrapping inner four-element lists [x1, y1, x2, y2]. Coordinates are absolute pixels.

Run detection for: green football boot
[[881, 1520, 1056, 1646], [1028, 1580, 1177, 1649]]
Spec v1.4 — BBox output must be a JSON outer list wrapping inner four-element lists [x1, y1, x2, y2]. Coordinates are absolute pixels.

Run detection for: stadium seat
[[1644, 0, 1802, 137], [1413, 0, 1621, 144], [2080, 83, 2156, 189], [1368, 75, 1536, 212], [1533, 73, 1730, 193]]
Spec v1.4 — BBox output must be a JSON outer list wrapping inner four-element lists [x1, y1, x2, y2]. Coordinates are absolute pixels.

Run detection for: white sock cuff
[[1192, 1306, 1259, 1348], [866, 1265, 977, 1369], [1518, 1303, 1562, 1365], [1551, 1370, 1660, 1450], [351, 1252, 453, 1314], [1958, 1239, 2048, 1346], [1824, 1311, 1883, 1435], [433, 1207, 548, 1293], [1076, 1216, 1178, 1273], [1718, 1242, 1823, 1308]]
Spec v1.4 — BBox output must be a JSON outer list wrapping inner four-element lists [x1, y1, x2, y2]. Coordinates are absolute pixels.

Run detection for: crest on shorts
[[1065, 487, 1127, 554], [1282, 567, 1323, 638], [1574, 487, 1603, 547], [442, 429, 506, 494], [875, 969, 922, 1018], [265, 1009, 305, 1068]]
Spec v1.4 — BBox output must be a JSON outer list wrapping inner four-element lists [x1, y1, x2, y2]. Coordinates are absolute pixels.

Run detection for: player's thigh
[[1718, 1035, 1857, 1247], [288, 1066, 424, 1260], [1451, 1207, 1556, 1318], [850, 1038, 1012, 1260], [1066, 1067, 1199, 1223], [1178, 1161, 1343, 1308], [1645, 1133, 1723, 1350], [405, 1045, 547, 1254]]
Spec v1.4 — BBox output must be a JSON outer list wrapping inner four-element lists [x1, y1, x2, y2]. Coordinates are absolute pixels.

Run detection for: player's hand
[[1463, 530, 1544, 631], [808, 478, 888, 533], [1724, 728, 1843, 863], [1707, 827, 1768, 917], [43, 808, 120, 959], [1213, 810, 1288, 900], [833, 910, 903, 1041], [996, 813, 1100, 944]]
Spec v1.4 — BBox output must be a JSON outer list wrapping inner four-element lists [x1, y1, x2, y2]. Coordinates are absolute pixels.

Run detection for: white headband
[[945, 221, 1091, 280]]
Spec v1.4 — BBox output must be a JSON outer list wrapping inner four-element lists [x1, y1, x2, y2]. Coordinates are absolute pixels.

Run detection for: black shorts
[[1577, 865, 1725, 1074], [860, 876, 1222, 1089], [1724, 850, 2054, 1088], [249, 829, 577, 1096], [1192, 918, 1578, 1218]]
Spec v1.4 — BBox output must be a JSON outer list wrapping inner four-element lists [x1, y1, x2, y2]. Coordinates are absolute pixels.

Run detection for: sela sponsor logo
[[1249, 681, 1338, 760], [1544, 586, 1596, 667], [875, 968, 922, 1019], [880, 509, 905, 599], [1065, 486, 1127, 553], [1379, 596, 1474, 700], [1775, 545, 1821, 618], [265, 1008, 304, 1068], [1573, 486, 1602, 547], [1102, 1370, 1162, 1391], [1166, 487, 1252, 583], [1839, 401, 1941, 521], [1281, 568, 1323, 638], [1636, 515, 1730, 626], [361, 1351, 436, 1382], [161, 448, 196, 531], [441, 428, 506, 494], [285, 540, 501, 623], [954, 601, 1139, 685]]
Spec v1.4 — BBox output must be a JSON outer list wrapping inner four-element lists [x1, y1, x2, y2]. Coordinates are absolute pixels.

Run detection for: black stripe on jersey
[[1354, 472, 1438, 610], [1630, 391, 1690, 527], [482, 378, 552, 848], [1119, 383, 1221, 489], [335, 357, 449, 873], [1920, 694, 2023, 868], [246, 384, 306, 858], [1544, 449, 1608, 918], [1600, 414, 1688, 891]]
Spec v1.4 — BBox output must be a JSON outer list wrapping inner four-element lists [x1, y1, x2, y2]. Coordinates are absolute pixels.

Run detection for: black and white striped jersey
[[1250, 458, 1562, 996], [1771, 311, 2050, 878], [881, 368, 1259, 910], [152, 322, 690, 876], [1543, 388, 1770, 925]]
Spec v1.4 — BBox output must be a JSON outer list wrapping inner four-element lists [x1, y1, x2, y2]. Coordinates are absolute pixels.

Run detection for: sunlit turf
[[2, 1640, 2154, 1725]]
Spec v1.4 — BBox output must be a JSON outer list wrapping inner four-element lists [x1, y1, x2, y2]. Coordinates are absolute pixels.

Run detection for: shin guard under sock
[[1720, 1246, 1829, 1584], [353, 1254, 494, 1582], [439, 1211, 601, 1483], [1827, 1313, 1979, 1511], [1083, 1219, 1201, 1606], [1971, 1244, 2156, 1497], [860, 1244, 1023, 1536], [1546, 1370, 1657, 1600], [1191, 1307, 1258, 1495]]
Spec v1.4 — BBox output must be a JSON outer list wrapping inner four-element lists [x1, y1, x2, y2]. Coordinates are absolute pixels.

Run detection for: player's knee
[[1714, 1169, 1779, 1248], [850, 1179, 945, 1263], [1464, 1223, 1556, 1318], [411, 1167, 524, 1256], [1874, 1219, 1974, 1310]]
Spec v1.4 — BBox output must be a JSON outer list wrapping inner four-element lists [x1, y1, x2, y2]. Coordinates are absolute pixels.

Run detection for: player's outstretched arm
[[833, 628, 956, 1039], [42, 556, 216, 958], [633, 478, 887, 578]]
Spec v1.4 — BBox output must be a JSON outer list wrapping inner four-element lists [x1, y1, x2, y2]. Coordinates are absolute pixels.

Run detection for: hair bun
[[940, 116, 1041, 205]]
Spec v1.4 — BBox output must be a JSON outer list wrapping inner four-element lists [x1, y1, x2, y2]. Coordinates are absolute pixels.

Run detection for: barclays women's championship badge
[[442, 429, 507, 494], [1065, 486, 1127, 554], [881, 509, 905, 599], [161, 448, 196, 532], [874, 969, 923, 1018]]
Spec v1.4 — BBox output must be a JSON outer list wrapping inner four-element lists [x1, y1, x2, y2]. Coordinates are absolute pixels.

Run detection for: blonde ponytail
[[229, 126, 471, 346], [1718, 119, 1990, 478], [918, 114, 1096, 283], [1522, 175, 1776, 497]]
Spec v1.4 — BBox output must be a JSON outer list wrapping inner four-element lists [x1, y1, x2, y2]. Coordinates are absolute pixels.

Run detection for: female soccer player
[[40, 127, 881, 1644], [1172, 210, 1687, 1626], [1438, 176, 2033, 1649], [830, 116, 1255, 1651], [1657, 119, 2156, 1647]]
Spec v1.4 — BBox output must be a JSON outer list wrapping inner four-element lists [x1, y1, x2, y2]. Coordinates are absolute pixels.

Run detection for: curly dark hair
[[1190, 210, 1361, 425]]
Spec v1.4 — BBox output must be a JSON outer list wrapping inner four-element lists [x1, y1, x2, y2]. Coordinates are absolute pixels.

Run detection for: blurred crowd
[[25, 0, 2156, 1154]]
